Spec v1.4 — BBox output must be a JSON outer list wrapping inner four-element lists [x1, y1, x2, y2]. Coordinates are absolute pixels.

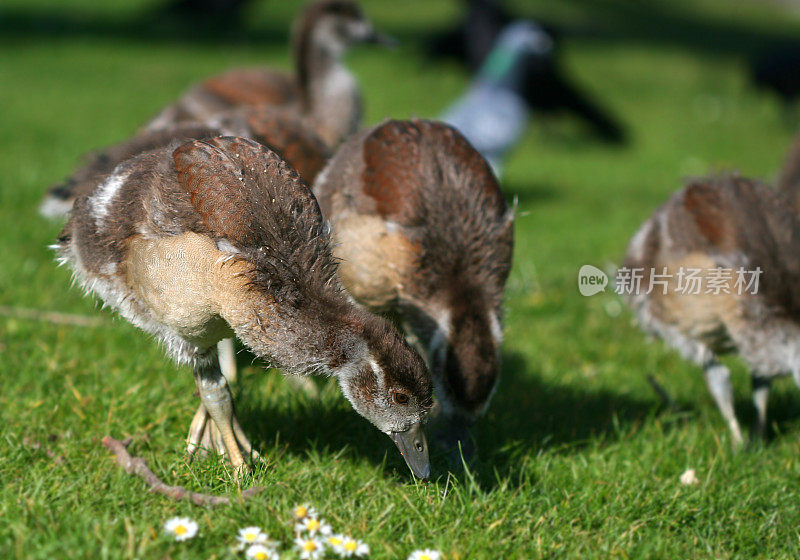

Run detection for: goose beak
[[390, 423, 430, 480]]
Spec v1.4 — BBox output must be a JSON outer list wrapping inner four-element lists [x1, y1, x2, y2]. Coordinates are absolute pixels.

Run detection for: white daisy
[[295, 515, 332, 537], [340, 535, 369, 557], [163, 517, 198, 541], [408, 550, 441, 560], [236, 526, 271, 550], [326, 534, 346, 554], [245, 543, 279, 560], [295, 536, 325, 560], [293, 504, 318, 521]]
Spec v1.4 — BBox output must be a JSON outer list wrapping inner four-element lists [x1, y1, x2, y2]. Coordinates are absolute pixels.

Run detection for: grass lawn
[[3, 0, 800, 557]]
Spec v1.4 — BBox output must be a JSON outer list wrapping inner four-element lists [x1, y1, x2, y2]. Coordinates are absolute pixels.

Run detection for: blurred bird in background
[[441, 21, 551, 174], [432, 0, 627, 173], [750, 42, 800, 124]]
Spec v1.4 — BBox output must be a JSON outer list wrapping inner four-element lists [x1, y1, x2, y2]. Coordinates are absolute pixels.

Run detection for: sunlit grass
[[2, 0, 800, 558]]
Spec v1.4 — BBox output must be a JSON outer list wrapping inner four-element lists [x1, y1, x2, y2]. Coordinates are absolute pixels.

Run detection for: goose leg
[[704, 362, 744, 447], [217, 338, 238, 384], [186, 404, 209, 456], [752, 375, 771, 440], [186, 404, 260, 460], [188, 338, 238, 456], [193, 361, 249, 476], [186, 404, 226, 457]]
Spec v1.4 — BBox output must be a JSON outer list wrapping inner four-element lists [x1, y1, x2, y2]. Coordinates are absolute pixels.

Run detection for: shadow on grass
[[472, 350, 660, 481], [224, 343, 679, 488], [186, 336, 800, 492]]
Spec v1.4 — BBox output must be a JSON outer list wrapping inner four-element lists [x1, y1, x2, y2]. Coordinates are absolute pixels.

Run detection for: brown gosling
[[623, 175, 800, 445], [54, 136, 433, 478], [313, 119, 514, 460], [145, 0, 393, 147]]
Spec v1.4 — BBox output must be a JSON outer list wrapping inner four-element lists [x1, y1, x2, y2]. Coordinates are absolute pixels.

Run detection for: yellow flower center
[[344, 541, 358, 552], [307, 519, 320, 531], [174, 525, 187, 536], [246, 533, 257, 542], [295, 506, 307, 518], [303, 540, 318, 552], [329, 537, 343, 546], [420, 555, 431, 560], [255, 553, 268, 560]]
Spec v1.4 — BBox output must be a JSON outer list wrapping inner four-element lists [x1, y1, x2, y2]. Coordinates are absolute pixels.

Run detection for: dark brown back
[[173, 136, 338, 303], [201, 69, 298, 108], [364, 120, 513, 304], [243, 107, 332, 183]]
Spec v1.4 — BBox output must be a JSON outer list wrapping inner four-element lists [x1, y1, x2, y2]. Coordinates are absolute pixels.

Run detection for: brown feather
[[245, 107, 332, 183], [201, 69, 298, 108]]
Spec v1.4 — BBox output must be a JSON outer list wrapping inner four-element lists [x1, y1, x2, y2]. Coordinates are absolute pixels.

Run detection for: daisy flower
[[295, 515, 332, 537], [293, 504, 317, 521], [163, 517, 198, 541], [340, 535, 369, 557], [245, 543, 279, 560], [408, 550, 441, 560], [326, 534, 346, 554], [295, 535, 325, 560], [235, 526, 272, 550]]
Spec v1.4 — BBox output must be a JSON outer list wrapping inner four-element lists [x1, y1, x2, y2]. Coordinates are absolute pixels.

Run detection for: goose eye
[[391, 391, 409, 406]]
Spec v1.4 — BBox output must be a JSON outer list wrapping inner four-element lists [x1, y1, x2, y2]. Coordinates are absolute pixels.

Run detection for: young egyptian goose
[[40, 107, 331, 220], [54, 136, 433, 478], [146, 0, 392, 147], [623, 175, 800, 445], [313, 119, 514, 459]]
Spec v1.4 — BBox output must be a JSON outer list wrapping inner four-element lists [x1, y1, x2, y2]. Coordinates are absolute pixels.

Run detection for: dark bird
[[54, 136, 433, 479], [441, 20, 553, 173], [147, 0, 394, 147], [623, 175, 800, 445], [313, 119, 514, 461], [751, 43, 800, 122]]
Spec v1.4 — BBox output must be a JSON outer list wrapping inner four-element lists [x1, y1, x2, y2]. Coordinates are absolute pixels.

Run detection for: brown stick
[[101, 436, 265, 507], [0, 305, 106, 328]]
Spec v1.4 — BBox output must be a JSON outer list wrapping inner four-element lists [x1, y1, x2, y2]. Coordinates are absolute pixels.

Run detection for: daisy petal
[[163, 517, 198, 542], [408, 549, 442, 560]]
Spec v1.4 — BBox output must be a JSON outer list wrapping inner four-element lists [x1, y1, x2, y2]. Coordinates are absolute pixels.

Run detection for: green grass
[[3, 0, 800, 557]]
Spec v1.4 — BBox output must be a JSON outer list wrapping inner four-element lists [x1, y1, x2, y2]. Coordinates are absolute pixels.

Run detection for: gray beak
[[390, 422, 430, 480]]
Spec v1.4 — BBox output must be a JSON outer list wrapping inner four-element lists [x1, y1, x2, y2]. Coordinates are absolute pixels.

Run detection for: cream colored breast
[[125, 232, 239, 348], [332, 214, 417, 311]]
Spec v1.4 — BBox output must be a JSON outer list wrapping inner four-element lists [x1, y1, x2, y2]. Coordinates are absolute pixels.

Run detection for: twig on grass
[[101, 436, 265, 507], [0, 305, 106, 328]]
